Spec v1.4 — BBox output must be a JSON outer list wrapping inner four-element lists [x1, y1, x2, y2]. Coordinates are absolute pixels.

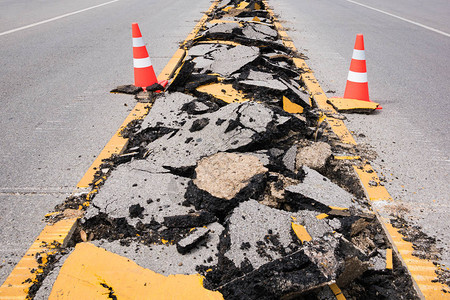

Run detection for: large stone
[[194, 152, 268, 200], [285, 166, 356, 210], [296, 142, 332, 170]]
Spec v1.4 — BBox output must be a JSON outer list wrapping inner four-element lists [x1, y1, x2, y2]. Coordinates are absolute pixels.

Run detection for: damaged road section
[[23, 0, 427, 299]]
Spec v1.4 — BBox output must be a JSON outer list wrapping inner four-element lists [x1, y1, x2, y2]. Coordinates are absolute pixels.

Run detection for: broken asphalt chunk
[[163, 211, 217, 228], [177, 227, 211, 254], [285, 166, 357, 211]]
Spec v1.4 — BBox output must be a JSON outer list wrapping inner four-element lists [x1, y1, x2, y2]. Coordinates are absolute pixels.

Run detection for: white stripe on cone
[[132, 37, 145, 47], [347, 71, 368, 83], [352, 49, 366, 60], [133, 57, 152, 68]]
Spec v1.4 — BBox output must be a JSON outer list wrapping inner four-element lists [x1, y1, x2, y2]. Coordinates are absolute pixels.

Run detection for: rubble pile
[[37, 0, 421, 299]]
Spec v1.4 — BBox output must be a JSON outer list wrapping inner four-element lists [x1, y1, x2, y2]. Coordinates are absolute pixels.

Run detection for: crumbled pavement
[[29, 0, 424, 299]]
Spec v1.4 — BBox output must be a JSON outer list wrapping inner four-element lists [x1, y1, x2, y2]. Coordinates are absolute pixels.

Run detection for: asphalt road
[[270, 0, 450, 265], [0, 0, 211, 284]]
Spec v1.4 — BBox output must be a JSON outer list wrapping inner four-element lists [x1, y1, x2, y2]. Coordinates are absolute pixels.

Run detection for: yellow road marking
[[334, 155, 361, 160], [49, 243, 223, 299], [327, 97, 379, 113], [386, 248, 393, 269], [0, 219, 78, 298], [353, 164, 393, 202], [329, 283, 346, 300], [291, 222, 312, 242], [316, 213, 329, 220], [283, 96, 304, 113]]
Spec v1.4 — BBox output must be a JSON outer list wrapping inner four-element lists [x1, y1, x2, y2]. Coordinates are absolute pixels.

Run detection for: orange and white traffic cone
[[132, 23, 163, 91], [328, 34, 381, 112], [343, 34, 381, 109]]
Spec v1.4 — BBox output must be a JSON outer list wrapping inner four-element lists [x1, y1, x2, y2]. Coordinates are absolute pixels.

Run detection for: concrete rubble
[[30, 0, 420, 299]]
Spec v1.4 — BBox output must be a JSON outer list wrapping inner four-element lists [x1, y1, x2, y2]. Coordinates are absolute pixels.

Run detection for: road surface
[[0, 0, 211, 283], [271, 0, 450, 265]]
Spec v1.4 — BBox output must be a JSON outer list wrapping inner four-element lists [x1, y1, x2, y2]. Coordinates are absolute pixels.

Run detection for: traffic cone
[[132, 23, 158, 90], [343, 34, 381, 109]]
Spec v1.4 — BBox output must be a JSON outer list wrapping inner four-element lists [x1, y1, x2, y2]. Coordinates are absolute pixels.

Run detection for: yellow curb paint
[[353, 164, 393, 202], [329, 206, 348, 211], [283, 96, 304, 113], [49, 243, 223, 299], [386, 248, 393, 270], [334, 155, 361, 160], [329, 283, 346, 300], [291, 222, 312, 242], [0, 1, 221, 298], [384, 224, 450, 299], [316, 213, 329, 220], [196, 40, 241, 46], [327, 97, 379, 113], [237, 1, 250, 9], [252, 16, 261, 22], [196, 82, 248, 103], [209, 19, 240, 24], [0, 219, 78, 298]]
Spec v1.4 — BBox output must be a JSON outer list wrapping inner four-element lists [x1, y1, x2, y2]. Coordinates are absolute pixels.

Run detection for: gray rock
[[296, 142, 332, 170], [83, 163, 191, 225], [285, 166, 355, 209], [177, 227, 210, 254], [282, 145, 297, 172]]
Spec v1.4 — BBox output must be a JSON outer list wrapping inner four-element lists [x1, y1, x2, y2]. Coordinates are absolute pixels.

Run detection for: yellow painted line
[[209, 19, 240, 24], [329, 206, 348, 211], [196, 40, 241, 46], [0, 219, 77, 298], [353, 164, 393, 202], [236, 1, 249, 9], [196, 82, 248, 104], [384, 223, 450, 299], [0, 2, 221, 299], [265, 1, 450, 298], [291, 222, 312, 242], [329, 283, 346, 300], [49, 242, 223, 299], [334, 155, 361, 160], [316, 213, 329, 220], [327, 97, 379, 113], [282, 96, 304, 113], [386, 248, 393, 269]]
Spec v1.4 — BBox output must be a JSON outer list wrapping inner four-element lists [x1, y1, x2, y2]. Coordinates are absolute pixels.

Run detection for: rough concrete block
[[285, 166, 355, 209]]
